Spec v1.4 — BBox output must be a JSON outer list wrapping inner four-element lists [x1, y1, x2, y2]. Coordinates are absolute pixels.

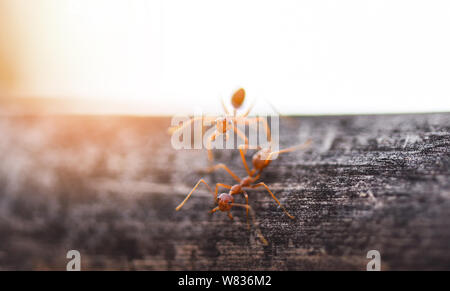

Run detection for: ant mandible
[[168, 88, 272, 161]]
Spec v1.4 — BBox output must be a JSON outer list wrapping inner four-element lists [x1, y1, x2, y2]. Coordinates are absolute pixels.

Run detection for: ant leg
[[215, 183, 232, 202], [175, 179, 214, 211], [243, 117, 272, 143], [272, 139, 312, 156], [231, 192, 250, 228], [209, 206, 219, 214], [233, 125, 248, 147], [243, 191, 250, 229], [227, 212, 234, 220], [240, 98, 257, 118], [168, 116, 215, 135], [238, 144, 253, 177], [264, 139, 313, 167], [221, 98, 230, 115], [168, 117, 199, 135], [249, 183, 295, 219], [231, 203, 268, 246], [206, 163, 241, 183]]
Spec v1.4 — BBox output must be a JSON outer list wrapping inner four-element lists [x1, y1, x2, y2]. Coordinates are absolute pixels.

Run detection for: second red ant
[[175, 139, 312, 244]]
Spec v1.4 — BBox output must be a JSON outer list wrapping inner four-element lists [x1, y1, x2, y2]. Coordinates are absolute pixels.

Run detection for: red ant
[[175, 170, 283, 245], [168, 88, 272, 161], [175, 139, 311, 238]]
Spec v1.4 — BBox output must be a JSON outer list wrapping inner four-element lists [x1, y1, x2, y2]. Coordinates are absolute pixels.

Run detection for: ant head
[[217, 193, 234, 212], [231, 88, 245, 109], [252, 148, 272, 171], [216, 117, 233, 133]]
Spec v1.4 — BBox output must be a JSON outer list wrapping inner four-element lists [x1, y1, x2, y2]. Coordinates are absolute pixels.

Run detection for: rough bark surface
[[0, 113, 449, 270]]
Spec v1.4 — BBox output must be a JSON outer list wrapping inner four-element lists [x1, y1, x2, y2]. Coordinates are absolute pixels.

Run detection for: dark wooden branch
[[0, 113, 448, 270]]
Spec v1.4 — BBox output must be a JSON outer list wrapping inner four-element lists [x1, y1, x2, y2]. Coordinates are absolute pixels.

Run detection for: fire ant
[[168, 88, 272, 161], [175, 159, 297, 245]]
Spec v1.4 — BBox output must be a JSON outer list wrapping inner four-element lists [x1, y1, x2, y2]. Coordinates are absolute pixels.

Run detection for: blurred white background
[[0, 0, 449, 115]]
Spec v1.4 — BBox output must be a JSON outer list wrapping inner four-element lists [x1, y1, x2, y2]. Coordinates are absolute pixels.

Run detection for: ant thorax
[[240, 176, 254, 187], [230, 184, 242, 195]]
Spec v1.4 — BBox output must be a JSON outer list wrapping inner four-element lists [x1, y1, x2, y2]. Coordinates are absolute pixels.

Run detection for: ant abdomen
[[252, 148, 272, 171]]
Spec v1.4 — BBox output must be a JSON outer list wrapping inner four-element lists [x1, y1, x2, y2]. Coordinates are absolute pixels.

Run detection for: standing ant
[[175, 161, 295, 245], [168, 88, 272, 161]]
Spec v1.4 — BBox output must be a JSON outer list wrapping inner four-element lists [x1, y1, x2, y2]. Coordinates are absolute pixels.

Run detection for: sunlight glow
[[1, 0, 450, 115]]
